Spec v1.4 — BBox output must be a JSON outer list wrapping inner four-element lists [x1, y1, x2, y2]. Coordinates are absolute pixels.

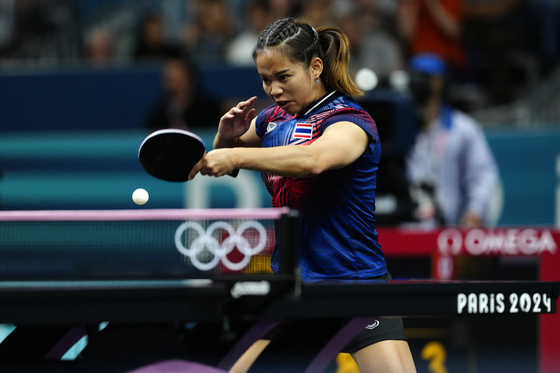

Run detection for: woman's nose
[[270, 81, 283, 97]]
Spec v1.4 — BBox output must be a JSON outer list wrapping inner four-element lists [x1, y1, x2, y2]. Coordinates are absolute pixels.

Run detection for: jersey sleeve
[[255, 104, 278, 139], [322, 108, 380, 147]]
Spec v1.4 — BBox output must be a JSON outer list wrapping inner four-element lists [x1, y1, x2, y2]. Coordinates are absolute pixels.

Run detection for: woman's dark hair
[[252, 17, 362, 96]]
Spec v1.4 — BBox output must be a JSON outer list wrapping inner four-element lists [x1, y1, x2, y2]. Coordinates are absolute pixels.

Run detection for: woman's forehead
[[257, 49, 293, 69], [256, 47, 288, 63], [256, 47, 305, 73]]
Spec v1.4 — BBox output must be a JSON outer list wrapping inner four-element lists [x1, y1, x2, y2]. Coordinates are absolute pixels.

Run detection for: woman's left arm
[[189, 121, 369, 179]]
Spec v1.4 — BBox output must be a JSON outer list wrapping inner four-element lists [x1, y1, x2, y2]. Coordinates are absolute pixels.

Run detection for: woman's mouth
[[276, 101, 290, 110]]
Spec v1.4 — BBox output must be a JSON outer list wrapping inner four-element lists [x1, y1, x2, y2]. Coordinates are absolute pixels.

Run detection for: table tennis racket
[[139, 129, 206, 182]]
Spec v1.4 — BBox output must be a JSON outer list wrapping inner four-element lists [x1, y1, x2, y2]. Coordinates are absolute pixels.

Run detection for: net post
[[277, 209, 300, 277]]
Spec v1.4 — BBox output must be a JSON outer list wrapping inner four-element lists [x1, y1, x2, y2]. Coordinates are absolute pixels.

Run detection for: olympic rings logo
[[174, 220, 268, 271]]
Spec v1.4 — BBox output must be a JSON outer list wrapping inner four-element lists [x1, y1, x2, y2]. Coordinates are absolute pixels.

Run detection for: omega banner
[[377, 227, 559, 258]]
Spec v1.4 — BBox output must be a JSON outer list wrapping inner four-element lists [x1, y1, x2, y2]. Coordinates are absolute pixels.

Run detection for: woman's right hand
[[218, 96, 258, 139]]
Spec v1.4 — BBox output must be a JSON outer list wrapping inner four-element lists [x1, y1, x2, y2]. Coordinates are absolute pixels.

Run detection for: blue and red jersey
[[255, 92, 386, 280]]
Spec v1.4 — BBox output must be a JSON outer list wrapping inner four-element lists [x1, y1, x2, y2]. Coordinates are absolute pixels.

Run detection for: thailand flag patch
[[293, 123, 313, 139]]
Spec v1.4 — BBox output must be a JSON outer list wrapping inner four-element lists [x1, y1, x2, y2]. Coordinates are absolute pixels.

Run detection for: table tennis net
[[0, 208, 293, 281]]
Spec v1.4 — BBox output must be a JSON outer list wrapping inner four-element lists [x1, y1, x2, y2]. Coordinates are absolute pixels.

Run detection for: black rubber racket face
[[139, 129, 206, 182]]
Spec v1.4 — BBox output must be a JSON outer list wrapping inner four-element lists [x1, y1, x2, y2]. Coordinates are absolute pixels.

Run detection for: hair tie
[[311, 26, 319, 41]]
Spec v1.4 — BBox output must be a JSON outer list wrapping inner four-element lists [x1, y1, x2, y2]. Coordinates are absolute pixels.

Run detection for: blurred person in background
[[133, 12, 181, 62], [83, 26, 116, 66], [405, 53, 498, 228], [146, 55, 222, 131], [334, 0, 400, 34], [335, 3, 405, 79], [397, 0, 468, 81], [300, 0, 336, 27], [182, 0, 236, 66], [226, 0, 273, 66]]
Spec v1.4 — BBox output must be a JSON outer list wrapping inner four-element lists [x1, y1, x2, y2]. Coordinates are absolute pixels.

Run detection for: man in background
[[405, 53, 499, 227]]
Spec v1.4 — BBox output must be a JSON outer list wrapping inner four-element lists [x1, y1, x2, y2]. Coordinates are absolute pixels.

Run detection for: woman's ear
[[310, 57, 324, 78]]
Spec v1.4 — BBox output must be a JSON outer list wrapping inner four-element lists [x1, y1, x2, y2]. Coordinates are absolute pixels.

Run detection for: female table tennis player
[[188, 17, 416, 373]]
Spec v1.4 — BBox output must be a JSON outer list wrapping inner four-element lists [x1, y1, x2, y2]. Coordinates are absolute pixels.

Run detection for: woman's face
[[256, 47, 323, 115]]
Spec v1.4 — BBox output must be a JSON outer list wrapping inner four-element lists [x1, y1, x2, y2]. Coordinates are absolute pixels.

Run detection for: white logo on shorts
[[365, 320, 380, 330]]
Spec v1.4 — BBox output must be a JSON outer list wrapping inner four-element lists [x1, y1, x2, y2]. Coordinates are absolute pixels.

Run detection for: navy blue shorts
[[341, 316, 407, 354], [263, 272, 408, 354]]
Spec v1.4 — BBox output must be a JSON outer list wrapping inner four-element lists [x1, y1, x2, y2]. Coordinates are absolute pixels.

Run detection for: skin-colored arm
[[424, 0, 462, 40], [397, 0, 419, 42], [398, 0, 462, 41], [189, 120, 369, 180]]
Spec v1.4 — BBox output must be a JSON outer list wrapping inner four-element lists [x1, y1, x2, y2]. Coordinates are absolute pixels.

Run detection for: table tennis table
[[0, 277, 557, 373], [0, 277, 557, 324], [0, 209, 558, 372]]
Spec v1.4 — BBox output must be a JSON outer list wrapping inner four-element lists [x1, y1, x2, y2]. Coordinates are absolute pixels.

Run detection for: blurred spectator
[[300, 0, 335, 27], [146, 56, 222, 131], [226, 0, 272, 66], [405, 53, 499, 228], [397, 0, 468, 76], [182, 0, 236, 66], [133, 12, 181, 62], [335, 5, 405, 78], [83, 26, 116, 66], [334, 0, 399, 35]]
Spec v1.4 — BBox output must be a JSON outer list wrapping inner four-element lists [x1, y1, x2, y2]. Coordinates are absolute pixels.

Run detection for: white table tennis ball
[[355, 68, 378, 91], [132, 188, 149, 205]]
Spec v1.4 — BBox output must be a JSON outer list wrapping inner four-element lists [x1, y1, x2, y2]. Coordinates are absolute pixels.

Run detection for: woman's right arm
[[214, 96, 263, 149]]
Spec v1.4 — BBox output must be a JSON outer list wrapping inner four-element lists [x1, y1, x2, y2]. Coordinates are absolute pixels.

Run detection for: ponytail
[[316, 26, 362, 96]]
